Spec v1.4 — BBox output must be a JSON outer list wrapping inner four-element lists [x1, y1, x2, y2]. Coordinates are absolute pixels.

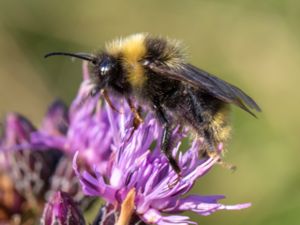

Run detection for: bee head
[[92, 54, 119, 85], [44, 51, 120, 95]]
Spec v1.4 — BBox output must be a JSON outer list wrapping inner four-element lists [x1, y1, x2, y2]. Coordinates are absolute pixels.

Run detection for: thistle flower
[[41, 191, 85, 225], [73, 104, 251, 224], [0, 112, 63, 204], [0, 99, 92, 223]]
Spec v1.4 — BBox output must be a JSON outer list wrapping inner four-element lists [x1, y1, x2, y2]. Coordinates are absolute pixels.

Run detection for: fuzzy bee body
[[45, 33, 261, 174], [142, 68, 231, 149]]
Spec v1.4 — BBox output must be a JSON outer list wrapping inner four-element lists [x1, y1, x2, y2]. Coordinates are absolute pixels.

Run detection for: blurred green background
[[0, 0, 300, 224]]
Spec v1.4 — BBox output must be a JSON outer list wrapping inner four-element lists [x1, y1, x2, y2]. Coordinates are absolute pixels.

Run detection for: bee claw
[[218, 159, 237, 172], [207, 150, 236, 172], [126, 97, 143, 127], [133, 115, 143, 127]]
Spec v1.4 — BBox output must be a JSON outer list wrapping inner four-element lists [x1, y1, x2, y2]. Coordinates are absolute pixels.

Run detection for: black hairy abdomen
[[142, 71, 229, 147]]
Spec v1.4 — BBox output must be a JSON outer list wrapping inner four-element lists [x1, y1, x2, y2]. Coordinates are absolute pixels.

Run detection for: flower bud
[[41, 191, 85, 225]]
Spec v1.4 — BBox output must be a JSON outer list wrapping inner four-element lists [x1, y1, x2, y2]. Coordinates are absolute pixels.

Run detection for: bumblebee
[[45, 33, 261, 175]]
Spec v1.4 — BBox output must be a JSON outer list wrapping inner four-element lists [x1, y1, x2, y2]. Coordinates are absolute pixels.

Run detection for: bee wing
[[146, 62, 261, 117]]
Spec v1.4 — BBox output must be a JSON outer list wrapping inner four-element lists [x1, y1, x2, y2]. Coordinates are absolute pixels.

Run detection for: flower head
[[41, 191, 85, 225], [0, 98, 92, 223], [74, 103, 250, 224], [0, 112, 63, 201]]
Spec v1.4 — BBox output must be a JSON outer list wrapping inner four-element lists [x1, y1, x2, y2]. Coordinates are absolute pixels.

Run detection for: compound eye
[[99, 56, 113, 76], [100, 65, 111, 76]]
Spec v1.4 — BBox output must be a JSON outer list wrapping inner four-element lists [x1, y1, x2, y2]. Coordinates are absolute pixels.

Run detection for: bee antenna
[[44, 52, 96, 64]]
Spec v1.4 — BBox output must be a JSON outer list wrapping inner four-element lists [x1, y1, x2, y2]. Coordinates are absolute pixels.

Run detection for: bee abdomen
[[209, 105, 231, 146]]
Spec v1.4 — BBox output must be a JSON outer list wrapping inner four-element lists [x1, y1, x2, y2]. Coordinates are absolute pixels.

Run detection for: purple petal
[[2, 113, 35, 148], [41, 99, 69, 136], [82, 61, 90, 80], [73, 152, 117, 203], [142, 208, 196, 225], [170, 195, 251, 216]]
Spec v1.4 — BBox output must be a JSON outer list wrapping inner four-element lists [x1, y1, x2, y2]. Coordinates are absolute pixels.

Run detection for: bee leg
[[103, 89, 122, 113], [126, 98, 143, 141], [203, 131, 237, 171], [126, 98, 143, 129], [162, 124, 181, 175], [154, 103, 181, 177], [187, 88, 203, 124], [203, 130, 215, 151]]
